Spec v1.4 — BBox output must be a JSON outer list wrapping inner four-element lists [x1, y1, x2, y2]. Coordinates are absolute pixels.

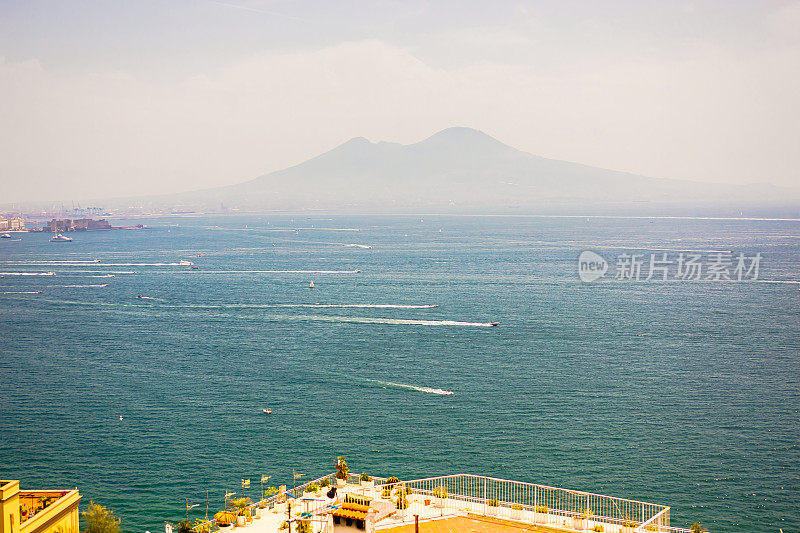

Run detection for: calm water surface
[[0, 214, 798, 533]]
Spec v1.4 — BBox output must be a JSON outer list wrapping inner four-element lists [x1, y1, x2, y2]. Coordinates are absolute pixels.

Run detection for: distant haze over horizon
[[7, 126, 798, 216], [1, 1, 799, 204]]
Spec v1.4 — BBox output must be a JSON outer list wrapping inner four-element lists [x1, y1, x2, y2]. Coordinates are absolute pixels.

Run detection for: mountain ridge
[[5, 127, 799, 214]]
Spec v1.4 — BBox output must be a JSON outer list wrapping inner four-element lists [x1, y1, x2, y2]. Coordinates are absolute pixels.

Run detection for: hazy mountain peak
[[341, 136, 372, 147], [422, 126, 496, 141], [410, 126, 520, 153]]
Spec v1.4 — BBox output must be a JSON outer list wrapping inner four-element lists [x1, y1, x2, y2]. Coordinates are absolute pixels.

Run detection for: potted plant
[[177, 520, 194, 533], [511, 504, 523, 520], [229, 498, 251, 526], [533, 505, 549, 523], [592, 526, 603, 532], [395, 490, 410, 519], [620, 520, 637, 533], [215, 511, 236, 532], [335, 456, 349, 486], [320, 478, 331, 489], [486, 498, 499, 516], [385, 476, 400, 487], [304, 483, 320, 497], [432, 486, 448, 509], [193, 519, 211, 533], [295, 520, 312, 533], [381, 488, 392, 499], [690, 524, 706, 533], [573, 508, 591, 531], [359, 473, 374, 489]]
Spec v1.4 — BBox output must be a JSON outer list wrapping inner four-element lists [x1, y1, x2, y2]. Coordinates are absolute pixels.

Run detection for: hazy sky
[[1, 0, 799, 203]]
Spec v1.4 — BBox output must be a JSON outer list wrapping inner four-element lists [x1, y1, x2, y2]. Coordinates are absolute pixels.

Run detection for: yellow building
[[0, 480, 81, 533]]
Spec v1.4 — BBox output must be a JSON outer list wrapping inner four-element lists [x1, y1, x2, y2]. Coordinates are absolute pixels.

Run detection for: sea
[[0, 214, 798, 533]]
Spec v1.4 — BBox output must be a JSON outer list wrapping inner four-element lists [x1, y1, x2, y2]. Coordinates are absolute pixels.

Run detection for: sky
[[1, 0, 799, 203]]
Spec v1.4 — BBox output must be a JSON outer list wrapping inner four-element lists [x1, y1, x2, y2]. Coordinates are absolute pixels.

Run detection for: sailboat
[[308, 280, 315, 289]]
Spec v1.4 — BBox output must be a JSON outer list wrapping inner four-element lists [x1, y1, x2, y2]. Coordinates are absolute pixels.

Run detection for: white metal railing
[[190, 472, 338, 533], [185, 471, 695, 533], [635, 506, 671, 533], [367, 474, 680, 533]]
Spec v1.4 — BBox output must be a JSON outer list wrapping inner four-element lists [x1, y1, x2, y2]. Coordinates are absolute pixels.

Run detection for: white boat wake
[[290, 304, 436, 309], [1, 291, 42, 294], [124, 303, 437, 310], [0, 259, 101, 264], [0, 272, 56, 276], [273, 314, 495, 327], [367, 379, 454, 395], [97, 261, 193, 266], [177, 270, 362, 274], [47, 284, 109, 288], [61, 270, 137, 274]]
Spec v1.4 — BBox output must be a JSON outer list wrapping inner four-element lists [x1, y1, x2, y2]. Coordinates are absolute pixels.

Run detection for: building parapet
[[0, 480, 81, 533]]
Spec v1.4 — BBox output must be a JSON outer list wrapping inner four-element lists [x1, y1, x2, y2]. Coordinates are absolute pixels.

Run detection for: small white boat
[[50, 234, 73, 242], [1, 233, 11, 239], [179, 260, 194, 266], [309, 280, 315, 289], [262, 408, 272, 414]]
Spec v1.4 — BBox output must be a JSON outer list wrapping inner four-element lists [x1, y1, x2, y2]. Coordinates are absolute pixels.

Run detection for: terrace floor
[[379, 515, 565, 533]]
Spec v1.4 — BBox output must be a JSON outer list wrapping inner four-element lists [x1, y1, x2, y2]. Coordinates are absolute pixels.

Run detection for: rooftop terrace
[[0, 479, 81, 533], [190, 471, 702, 533]]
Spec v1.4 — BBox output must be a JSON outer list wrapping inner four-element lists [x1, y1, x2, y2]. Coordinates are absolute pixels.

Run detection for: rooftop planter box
[[572, 508, 592, 531], [304, 483, 319, 497], [432, 486, 448, 509], [511, 504, 523, 520], [359, 473, 374, 489], [486, 498, 499, 516], [394, 490, 410, 520], [334, 456, 349, 486]]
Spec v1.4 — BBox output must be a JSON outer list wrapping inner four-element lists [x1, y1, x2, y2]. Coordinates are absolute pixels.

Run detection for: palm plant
[[335, 456, 349, 480], [214, 511, 235, 527], [229, 497, 251, 516]]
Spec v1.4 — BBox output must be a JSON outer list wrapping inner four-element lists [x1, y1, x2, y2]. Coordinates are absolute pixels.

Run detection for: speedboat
[[50, 234, 73, 242], [179, 260, 194, 266], [489, 322, 500, 327], [1, 233, 11, 239], [262, 408, 272, 414]]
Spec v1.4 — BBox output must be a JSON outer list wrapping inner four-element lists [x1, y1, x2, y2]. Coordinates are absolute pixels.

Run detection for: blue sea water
[[0, 214, 798, 533]]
